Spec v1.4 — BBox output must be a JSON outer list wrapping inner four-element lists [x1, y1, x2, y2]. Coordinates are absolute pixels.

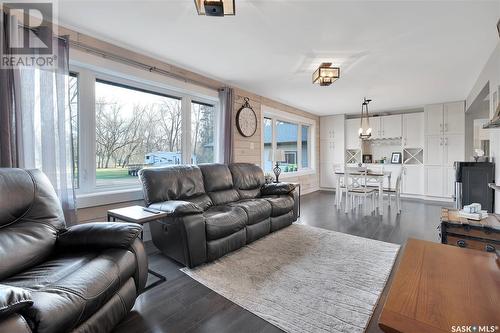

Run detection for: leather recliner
[[0, 169, 148, 333], [139, 163, 298, 268]]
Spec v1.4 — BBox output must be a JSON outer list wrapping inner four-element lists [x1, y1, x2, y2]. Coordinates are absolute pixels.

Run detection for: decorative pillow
[[0, 284, 33, 318], [261, 183, 296, 196]]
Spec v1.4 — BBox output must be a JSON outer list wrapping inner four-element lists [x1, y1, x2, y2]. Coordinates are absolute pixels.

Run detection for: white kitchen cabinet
[[445, 167, 455, 198], [425, 104, 444, 135], [403, 113, 424, 147], [444, 102, 465, 134], [368, 115, 401, 139], [444, 134, 464, 166], [320, 162, 337, 188], [425, 135, 444, 166], [320, 115, 345, 188], [424, 166, 456, 198], [381, 114, 402, 138], [402, 165, 424, 195], [320, 115, 344, 163], [423, 101, 464, 199], [425, 166, 445, 197], [345, 118, 361, 149], [369, 117, 381, 139], [425, 102, 464, 135]]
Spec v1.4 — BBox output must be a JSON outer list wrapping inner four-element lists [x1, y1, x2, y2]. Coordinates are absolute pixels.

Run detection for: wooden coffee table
[[378, 238, 500, 333]]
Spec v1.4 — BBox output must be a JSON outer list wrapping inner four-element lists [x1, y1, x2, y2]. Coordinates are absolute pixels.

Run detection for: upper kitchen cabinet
[[402, 113, 424, 148], [345, 118, 361, 149], [443, 101, 465, 134], [381, 114, 402, 138], [425, 101, 465, 135]]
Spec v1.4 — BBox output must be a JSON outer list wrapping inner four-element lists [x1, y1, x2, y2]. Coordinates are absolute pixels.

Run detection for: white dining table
[[334, 170, 392, 214]]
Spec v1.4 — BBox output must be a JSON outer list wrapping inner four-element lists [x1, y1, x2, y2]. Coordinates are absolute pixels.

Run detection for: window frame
[[70, 64, 220, 207], [261, 106, 316, 178]]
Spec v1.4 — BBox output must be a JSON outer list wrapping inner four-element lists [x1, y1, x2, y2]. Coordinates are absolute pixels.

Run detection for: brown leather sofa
[[0, 169, 148, 333], [139, 163, 298, 268]]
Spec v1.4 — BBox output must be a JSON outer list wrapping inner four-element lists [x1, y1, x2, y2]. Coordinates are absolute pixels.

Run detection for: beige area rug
[[181, 224, 400, 333]]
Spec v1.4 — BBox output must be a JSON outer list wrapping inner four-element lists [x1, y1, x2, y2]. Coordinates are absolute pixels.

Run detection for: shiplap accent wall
[[65, 28, 321, 225], [233, 88, 320, 195]]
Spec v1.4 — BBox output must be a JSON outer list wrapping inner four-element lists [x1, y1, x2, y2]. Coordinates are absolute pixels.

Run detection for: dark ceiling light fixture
[[194, 0, 235, 16], [359, 98, 372, 140], [312, 62, 340, 86]]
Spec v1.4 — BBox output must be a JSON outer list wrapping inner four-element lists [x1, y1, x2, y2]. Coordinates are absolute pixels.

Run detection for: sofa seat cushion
[[228, 199, 272, 225], [203, 206, 247, 241], [4, 249, 136, 333], [261, 195, 294, 217]]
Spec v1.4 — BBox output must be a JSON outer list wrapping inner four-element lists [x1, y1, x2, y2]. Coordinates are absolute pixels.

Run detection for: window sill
[[76, 187, 144, 209], [76, 168, 317, 209], [278, 169, 316, 179]]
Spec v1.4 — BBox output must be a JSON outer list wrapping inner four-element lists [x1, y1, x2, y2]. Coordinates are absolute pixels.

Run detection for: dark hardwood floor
[[114, 191, 451, 333]]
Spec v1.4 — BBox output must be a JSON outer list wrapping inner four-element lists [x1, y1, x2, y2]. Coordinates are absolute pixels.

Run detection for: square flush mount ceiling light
[[194, 0, 235, 16], [312, 62, 340, 86]]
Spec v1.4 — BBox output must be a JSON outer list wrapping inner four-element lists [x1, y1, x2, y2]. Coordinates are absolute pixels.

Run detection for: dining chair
[[368, 167, 402, 214], [344, 166, 378, 214], [335, 165, 346, 207], [383, 167, 402, 214]]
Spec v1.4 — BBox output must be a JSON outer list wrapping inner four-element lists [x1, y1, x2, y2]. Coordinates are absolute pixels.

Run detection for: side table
[[289, 182, 301, 217], [107, 205, 168, 292]]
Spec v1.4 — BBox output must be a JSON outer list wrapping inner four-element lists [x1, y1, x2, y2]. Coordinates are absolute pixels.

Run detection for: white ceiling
[[57, 0, 500, 115]]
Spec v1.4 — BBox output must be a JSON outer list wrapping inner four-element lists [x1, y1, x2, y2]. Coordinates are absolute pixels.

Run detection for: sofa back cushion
[[229, 163, 265, 199], [199, 164, 240, 205], [0, 169, 66, 280], [139, 165, 208, 206]]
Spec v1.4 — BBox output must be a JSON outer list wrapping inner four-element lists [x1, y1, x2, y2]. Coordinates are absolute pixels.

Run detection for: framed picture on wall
[[391, 152, 402, 164]]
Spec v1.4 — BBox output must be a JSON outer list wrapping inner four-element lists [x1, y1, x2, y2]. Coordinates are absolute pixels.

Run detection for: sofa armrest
[[57, 222, 142, 249], [261, 182, 296, 196], [0, 285, 33, 319], [150, 214, 207, 268], [149, 200, 203, 217]]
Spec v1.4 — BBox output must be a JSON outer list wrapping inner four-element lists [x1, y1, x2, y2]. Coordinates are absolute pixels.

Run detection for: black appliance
[[454, 162, 495, 212]]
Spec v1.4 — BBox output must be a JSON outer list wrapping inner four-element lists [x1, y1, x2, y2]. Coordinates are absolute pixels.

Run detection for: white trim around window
[[261, 105, 316, 179], [69, 52, 220, 208]]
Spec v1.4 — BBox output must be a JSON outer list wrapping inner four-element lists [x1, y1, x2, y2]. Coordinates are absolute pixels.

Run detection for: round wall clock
[[236, 97, 257, 137]]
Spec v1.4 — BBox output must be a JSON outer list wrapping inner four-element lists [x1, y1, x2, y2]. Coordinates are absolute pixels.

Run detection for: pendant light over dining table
[[194, 0, 235, 16], [358, 98, 372, 140]]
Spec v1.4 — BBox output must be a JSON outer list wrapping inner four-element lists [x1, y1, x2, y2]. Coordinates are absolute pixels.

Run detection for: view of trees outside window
[[95, 80, 182, 187], [302, 125, 310, 168], [68, 73, 79, 188], [191, 101, 215, 164], [276, 120, 298, 173]]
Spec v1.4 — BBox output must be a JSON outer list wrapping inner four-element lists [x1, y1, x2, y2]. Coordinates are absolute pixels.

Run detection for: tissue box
[[463, 203, 482, 213]]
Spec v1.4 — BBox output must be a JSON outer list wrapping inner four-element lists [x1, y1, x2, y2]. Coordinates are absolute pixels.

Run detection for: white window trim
[[70, 58, 220, 208], [261, 105, 316, 179]]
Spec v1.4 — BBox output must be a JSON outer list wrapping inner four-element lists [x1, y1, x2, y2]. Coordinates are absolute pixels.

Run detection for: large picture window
[[95, 80, 183, 188], [263, 114, 314, 175], [191, 101, 216, 164], [72, 67, 219, 195]]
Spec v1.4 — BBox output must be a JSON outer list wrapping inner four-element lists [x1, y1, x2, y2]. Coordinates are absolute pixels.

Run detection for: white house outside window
[[263, 112, 314, 175]]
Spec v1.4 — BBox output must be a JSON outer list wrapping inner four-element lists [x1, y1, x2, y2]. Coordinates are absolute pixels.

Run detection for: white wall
[[466, 42, 500, 212]]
